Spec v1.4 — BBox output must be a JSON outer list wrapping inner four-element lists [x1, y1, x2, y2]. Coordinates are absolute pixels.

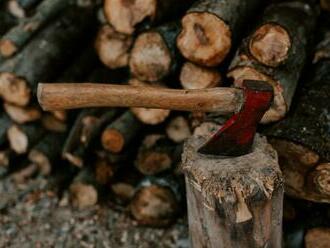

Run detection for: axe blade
[[198, 80, 274, 156]]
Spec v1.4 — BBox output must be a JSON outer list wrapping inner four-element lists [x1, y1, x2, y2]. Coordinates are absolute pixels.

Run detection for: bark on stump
[[181, 125, 283, 248]]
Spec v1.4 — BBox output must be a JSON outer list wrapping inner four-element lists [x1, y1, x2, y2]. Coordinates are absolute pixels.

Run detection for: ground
[[0, 176, 189, 248]]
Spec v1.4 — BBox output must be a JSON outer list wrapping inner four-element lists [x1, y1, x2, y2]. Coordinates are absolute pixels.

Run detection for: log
[[130, 175, 182, 227], [179, 62, 221, 89], [305, 227, 330, 248], [0, 6, 96, 102], [7, 123, 45, 154], [0, 112, 13, 146], [0, 0, 69, 57], [166, 116, 191, 143], [95, 24, 133, 69], [247, 1, 317, 67], [228, 1, 318, 123], [176, 0, 263, 67], [181, 122, 283, 248], [129, 22, 180, 82], [128, 79, 170, 125], [63, 108, 118, 167], [69, 166, 103, 209], [265, 36, 330, 202], [101, 110, 142, 153], [28, 132, 65, 176], [104, 0, 194, 34], [3, 102, 41, 124], [135, 134, 179, 175], [7, 0, 42, 18]]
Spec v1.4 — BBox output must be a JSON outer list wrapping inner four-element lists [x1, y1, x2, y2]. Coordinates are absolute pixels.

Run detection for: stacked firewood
[[0, 0, 329, 243]]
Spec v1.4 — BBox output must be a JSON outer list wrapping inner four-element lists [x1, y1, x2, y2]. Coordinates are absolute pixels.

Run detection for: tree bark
[[179, 62, 222, 89], [0, 0, 69, 57], [181, 122, 283, 248], [176, 0, 263, 67], [129, 22, 180, 82], [104, 0, 194, 34], [228, 1, 318, 123], [95, 24, 133, 69], [101, 110, 142, 153]]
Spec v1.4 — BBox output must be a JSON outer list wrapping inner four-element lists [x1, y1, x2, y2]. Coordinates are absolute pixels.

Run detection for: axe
[[37, 80, 273, 156]]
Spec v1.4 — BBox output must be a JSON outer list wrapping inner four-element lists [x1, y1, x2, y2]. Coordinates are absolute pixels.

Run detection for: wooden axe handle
[[37, 83, 243, 113]]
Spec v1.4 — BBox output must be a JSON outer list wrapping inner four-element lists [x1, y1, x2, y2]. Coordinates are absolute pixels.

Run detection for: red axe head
[[198, 80, 273, 156]]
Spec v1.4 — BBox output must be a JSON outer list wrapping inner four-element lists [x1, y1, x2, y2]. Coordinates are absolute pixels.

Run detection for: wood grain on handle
[[37, 83, 243, 113]]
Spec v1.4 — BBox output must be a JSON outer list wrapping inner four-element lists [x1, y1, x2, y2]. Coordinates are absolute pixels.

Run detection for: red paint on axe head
[[198, 80, 273, 156]]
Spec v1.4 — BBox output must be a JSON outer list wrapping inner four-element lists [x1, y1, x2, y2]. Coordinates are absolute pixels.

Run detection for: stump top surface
[[181, 123, 283, 203]]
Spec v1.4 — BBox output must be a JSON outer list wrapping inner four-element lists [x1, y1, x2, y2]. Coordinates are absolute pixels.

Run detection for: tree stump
[[181, 123, 284, 248]]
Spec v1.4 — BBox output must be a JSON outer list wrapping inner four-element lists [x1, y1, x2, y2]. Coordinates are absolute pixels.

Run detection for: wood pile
[[0, 0, 329, 245]]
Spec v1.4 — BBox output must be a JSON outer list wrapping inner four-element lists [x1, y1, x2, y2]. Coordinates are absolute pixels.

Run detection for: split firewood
[[103, 0, 194, 34], [135, 134, 180, 175], [128, 79, 171, 125], [321, 0, 330, 11], [28, 132, 65, 176], [0, 112, 13, 146], [101, 110, 143, 154], [129, 22, 180, 82], [228, 1, 318, 123], [95, 24, 133, 69], [41, 113, 67, 133], [182, 122, 283, 247], [94, 155, 117, 185], [266, 32, 330, 203], [0, 6, 96, 105], [166, 116, 191, 143], [305, 227, 330, 248], [176, 0, 263, 67], [69, 166, 103, 209], [248, 1, 317, 67], [7, 0, 42, 18], [130, 175, 182, 227], [7, 123, 45, 154], [179, 62, 222, 89], [63, 109, 118, 167], [3, 102, 41, 124], [0, 0, 69, 57]]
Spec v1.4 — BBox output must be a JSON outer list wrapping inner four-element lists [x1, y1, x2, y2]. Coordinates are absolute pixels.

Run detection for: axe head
[[198, 80, 273, 156]]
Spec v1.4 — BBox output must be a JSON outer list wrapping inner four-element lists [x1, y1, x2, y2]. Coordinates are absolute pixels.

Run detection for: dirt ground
[[0, 176, 189, 248]]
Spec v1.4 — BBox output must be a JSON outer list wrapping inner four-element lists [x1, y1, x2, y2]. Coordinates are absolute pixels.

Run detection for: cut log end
[[130, 32, 172, 82], [0, 73, 31, 107], [4, 103, 41, 124], [180, 62, 222, 89], [104, 0, 156, 34], [166, 116, 191, 143], [136, 152, 172, 175], [0, 39, 18, 57], [177, 12, 231, 67], [101, 128, 125, 153], [28, 149, 51, 176], [249, 24, 291, 67], [228, 66, 287, 123], [7, 125, 28, 154], [130, 185, 179, 227], [69, 182, 98, 209], [95, 24, 133, 69]]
